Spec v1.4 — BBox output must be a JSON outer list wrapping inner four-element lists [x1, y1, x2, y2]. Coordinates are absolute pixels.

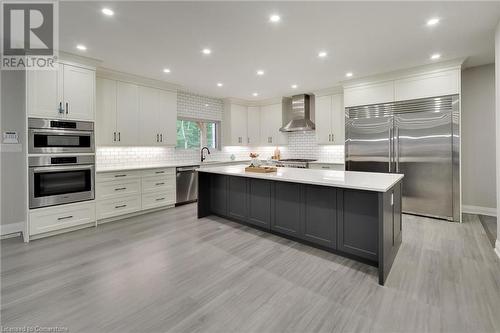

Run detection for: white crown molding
[[58, 51, 102, 70], [312, 86, 343, 97], [342, 58, 466, 88], [462, 205, 497, 217], [96, 67, 181, 92]]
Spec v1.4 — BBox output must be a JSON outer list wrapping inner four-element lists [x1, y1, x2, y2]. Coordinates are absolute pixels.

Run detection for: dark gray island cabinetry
[[197, 165, 403, 285]]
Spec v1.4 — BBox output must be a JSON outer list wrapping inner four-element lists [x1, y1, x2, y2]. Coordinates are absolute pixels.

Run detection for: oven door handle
[[29, 128, 94, 136], [32, 165, 94, 173]]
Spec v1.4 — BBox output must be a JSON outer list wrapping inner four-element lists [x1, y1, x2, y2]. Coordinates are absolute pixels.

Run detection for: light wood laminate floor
[[1, 205, 500, 332]]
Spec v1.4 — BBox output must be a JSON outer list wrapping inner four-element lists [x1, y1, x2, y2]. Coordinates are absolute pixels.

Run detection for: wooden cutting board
[[244, 166, 277, 173]]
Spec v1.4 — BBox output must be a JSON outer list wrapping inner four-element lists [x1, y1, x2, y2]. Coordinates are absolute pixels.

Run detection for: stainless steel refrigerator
[[345, 95, 460, 221]]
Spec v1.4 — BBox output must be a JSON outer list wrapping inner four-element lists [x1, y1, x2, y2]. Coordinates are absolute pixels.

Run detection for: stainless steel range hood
[[280, 94, 315, 132]]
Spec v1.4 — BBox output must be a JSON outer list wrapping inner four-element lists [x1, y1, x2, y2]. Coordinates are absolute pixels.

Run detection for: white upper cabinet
[[139, 86, 161, 145], [344, 81, 394, 107], [315, 94, 344, 145], [260, 103, 288, 146], [96, 78, 117, 146], [223, 103, 248, 146], [97, 78, 177, 147], [116, 82, 139, 146], [247, 106, 260, 146], [62, 65, 95, 121], [27, 63, 95, 121], [158, 90, 177, 146], [394, 69, 460, 101]]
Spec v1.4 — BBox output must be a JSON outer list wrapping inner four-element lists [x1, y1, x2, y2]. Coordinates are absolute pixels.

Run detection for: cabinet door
[[228, 176, 247, 221], [62, 64, 95, 121], [303, 185, 336, 248], [159, 90, 177, 146], [211, 175, 228, 216], [247, 179, 271, 229], [116, 82, 139, 145], [394, 69, 459, 101], [315, 95, 332, 144], [268, 103, 288, 145], [27, 69, 63, 118], [231, 104, 248, 145], [344, 81, 394, 107], [96, 78, 117, 145], [138, 86, 160, 145], [337, 189, 378, 261], [247, 106, 260, 146], [272, 182, 301, 237], [259, 106, 272, 145], [331, 94, 345, 145]]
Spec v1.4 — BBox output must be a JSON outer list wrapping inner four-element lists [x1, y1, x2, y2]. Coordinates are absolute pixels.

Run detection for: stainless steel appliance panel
[[394, 110, 453, 219], [176, 166, 199, 205], [345, 115, 394, 173]]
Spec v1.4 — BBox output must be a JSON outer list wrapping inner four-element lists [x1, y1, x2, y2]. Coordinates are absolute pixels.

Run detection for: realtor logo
[[1, 1, 58, 70]]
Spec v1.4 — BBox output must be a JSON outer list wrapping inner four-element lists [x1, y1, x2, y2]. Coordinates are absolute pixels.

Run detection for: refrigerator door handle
[[395, 127, 400, 173], [388, 127, 392, 173]]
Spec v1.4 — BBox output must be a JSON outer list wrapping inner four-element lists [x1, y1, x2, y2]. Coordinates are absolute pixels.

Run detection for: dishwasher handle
[[176, 166, 199, 172]]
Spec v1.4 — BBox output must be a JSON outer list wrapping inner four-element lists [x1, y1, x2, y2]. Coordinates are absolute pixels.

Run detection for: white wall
[[495, 20, 500, 255], [0, 71, 26, 235], [461, 64, 497, 215]]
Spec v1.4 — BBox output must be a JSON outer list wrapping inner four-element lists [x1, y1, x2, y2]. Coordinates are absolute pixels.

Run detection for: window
[[176, 118, 219, 149]]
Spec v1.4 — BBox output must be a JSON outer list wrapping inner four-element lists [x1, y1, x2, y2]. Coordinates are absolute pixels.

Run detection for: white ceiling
[[59, 1, 500, 100]]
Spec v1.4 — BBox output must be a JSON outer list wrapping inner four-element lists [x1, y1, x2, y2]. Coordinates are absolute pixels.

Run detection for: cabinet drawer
[[30, 201, 95, 236], [97, 195, 141, 220], [142, 191, 175, 210], [141, 175, 175, 193], [309, 163, 344, 171], [140, 168, 175, 178], [96, 170, 141, 182], [96, 178, 141, 200]]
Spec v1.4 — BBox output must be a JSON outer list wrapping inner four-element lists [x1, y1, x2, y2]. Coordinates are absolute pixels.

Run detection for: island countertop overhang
[[197, 165, 404, 192]]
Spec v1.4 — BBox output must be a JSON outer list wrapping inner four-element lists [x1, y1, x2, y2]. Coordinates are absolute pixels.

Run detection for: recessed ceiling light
[[291, 84, 298, 89], [269, 14, 281, 23], [427, 17, 440, 26], [205, 104, 209, 107], [202, 48, 211, 55], [163, 68, 171, 73], [252, 92, 259, 97], [318, 51, 327, 58], [101, 8, 114, 16], [430, 53, 441, 60], [345, 72, 353, 77], [76, 44, 87, 51], [256, 70, 265, 76], [217, 82, 223, 87]]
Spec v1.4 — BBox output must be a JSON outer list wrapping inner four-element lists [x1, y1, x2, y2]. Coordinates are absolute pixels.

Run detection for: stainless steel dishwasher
[[176, 165, 199, 205]]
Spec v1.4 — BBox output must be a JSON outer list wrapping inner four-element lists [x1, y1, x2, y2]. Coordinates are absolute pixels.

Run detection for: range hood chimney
[[280, 94, 315, 132]]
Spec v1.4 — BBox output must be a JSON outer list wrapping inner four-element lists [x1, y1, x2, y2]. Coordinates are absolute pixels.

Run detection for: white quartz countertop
[[96, 159, 251, 173], [197, 165, 403, 192]]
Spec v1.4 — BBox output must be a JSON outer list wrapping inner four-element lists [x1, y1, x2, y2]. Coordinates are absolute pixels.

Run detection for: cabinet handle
[[160, 134, 162, 142], [247, 137, 250, 144], [331, 134, 334, 142], [155, 171, 165, 174], [155, 197, 165, 201], [322, 166, 330, 169], [115, 204, 127, 209], [113, 132, 116, 142], [114, 187, 127, 191], [157, 134, 159, 142], [118, 132, 121, 141], [65, 102, 69, 114], [57, 215, 73, 221], [114, 174, 126, 178], [58, 102, 64, 114], [155, 182, 164, 186]]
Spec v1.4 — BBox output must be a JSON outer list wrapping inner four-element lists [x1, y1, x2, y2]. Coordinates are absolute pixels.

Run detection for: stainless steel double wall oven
[[28, 118, 95, 209]]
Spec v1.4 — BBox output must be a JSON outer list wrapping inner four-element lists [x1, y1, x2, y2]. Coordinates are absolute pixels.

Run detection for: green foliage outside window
[[177, 119, 218, 149]]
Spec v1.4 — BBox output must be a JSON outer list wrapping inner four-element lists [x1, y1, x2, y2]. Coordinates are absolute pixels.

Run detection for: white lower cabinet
[[29, 201, 96, 236], [96, 168, 176, 221]]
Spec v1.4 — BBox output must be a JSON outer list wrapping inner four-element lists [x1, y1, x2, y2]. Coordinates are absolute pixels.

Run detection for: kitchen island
[[197, 165, 404, 285]]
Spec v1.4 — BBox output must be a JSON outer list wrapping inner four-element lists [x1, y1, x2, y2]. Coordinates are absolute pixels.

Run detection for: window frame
[[176, 117, 221, 150]]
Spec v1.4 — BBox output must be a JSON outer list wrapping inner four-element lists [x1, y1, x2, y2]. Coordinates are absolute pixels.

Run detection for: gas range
[[275, 159, 317, 169]]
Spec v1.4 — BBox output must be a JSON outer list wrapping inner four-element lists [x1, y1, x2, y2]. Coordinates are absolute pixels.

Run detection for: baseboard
[[0, 221, 23, 236], [462, 205, 497, 217], [495, 240, 500, 260]]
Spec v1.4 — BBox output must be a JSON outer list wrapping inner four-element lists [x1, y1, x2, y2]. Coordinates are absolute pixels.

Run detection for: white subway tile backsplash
[[97, 91, 344, 167]]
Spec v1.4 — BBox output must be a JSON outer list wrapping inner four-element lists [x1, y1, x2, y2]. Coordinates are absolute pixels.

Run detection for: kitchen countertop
[[96, 159, 251, 173], [197, 164, 403, 192], [309, 160, 345, 165]]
